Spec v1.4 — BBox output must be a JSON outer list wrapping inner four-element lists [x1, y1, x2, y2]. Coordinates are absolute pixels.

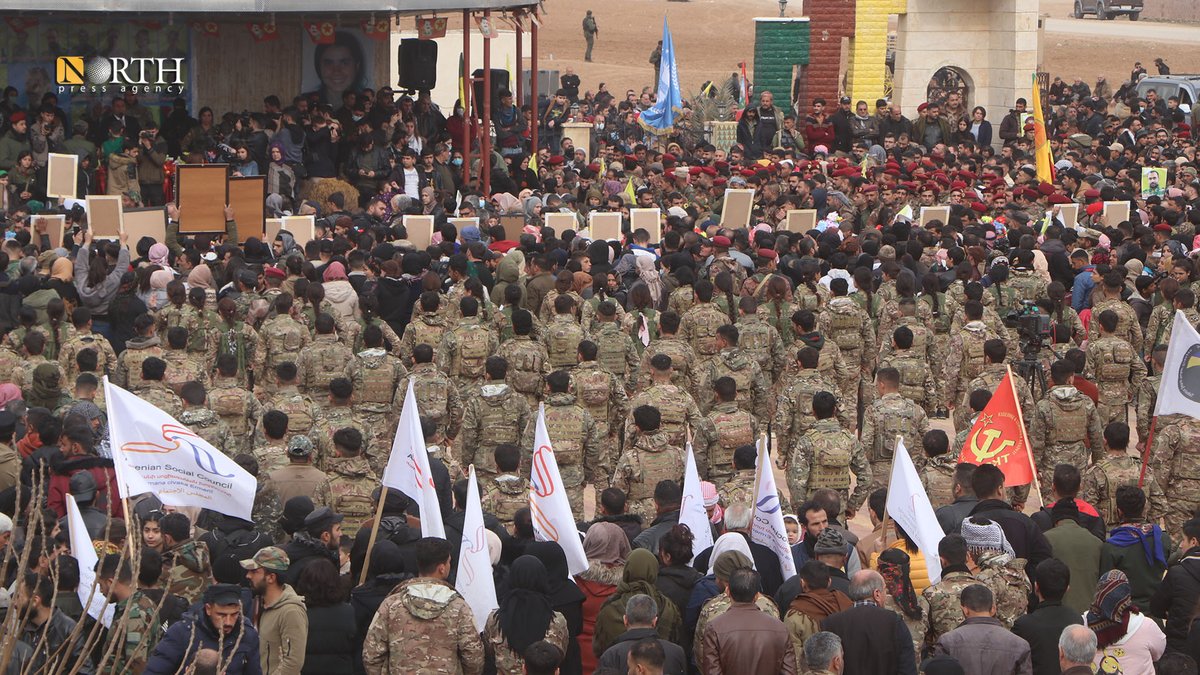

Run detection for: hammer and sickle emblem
[[969, 428, 1015, 462]]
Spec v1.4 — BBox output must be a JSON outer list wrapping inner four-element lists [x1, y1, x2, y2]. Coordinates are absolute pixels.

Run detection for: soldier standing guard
[[582, 10, 599, 62]]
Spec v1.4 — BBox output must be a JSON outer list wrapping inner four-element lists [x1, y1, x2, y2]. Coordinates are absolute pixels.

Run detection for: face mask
[[451, 158, 463, 167]]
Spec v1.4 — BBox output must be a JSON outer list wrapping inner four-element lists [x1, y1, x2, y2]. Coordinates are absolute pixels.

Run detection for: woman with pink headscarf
[[321, 261, 359, 321], [186, 264, 218, 305], [145, 269, 173, 310], [147, 242, 174, 274]]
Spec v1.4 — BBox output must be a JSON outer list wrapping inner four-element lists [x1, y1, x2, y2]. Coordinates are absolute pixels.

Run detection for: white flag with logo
[[529, 403, 589, 576], [1155, 310, 1200, 418], [66, 493, 115, 627], [751, 438, 797, 579], [105, 378, 256, 520], [886, 437, 946, 583], [381, 379, 446, 539], [679, 443, 714, 563], [455, 466, 498, 631]]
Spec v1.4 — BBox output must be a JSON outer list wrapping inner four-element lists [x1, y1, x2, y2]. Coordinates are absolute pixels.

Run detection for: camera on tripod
[[1003, 300, 1052, 354]]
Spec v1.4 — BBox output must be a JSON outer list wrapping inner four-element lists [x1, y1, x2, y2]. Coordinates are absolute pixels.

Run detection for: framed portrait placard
[[404, 215, 436, 251], [1057, 204, 1079, 229], [228, 176, 266, 243], [265, 218, 284, 249], [1103, 201, 1130, 225], [46, 153, 78, 199], [629, 208, 662, 244], [544, 212, 578, 239], [499, 214, 525, 242], [121, 206, 168, 243], [85, 195, 123, 238], [720, 188, 755, 228], [783, 209, 817, 233], [32, 214, 67, 250], [919, 206, 951, 227], [589, 212, 623, 241], [280, 215, 315, 249], [175, 164, 229, 233]]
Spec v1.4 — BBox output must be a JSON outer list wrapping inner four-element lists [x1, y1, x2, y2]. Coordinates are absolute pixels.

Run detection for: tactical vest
[[894, 357, 928, 404], [1096, 341, 1134, 382], [163, 354, 203, 394], [266, 318, 307, 360], [408, 318, 447, 353], [476, 394, 524, 457], [330, 476, 375, 536], [487, 476, 529, 525], [454, 326, 493, 379], [808, 430, 853, 490], [1049, 399, 1089, 445], [503, 341, 547, 397], [708, 256, 743, 285], [709, 407, 755, 471], [544, 403, 587, 467], [412, 374, 452, 423], [547, 320, 586, 368], [270, 392, 316, 435], [924, 464, 956, 506], [353, 357, 399, 407], [1092, 457, 1140, 523], [827, 304, 863, 352], [961, 334, 988, 381], [210, 386, 250, 434], [573, 367, 611, 412], [687, 307, 725, 356], [640, 385, 688, 437], [898, 317, 931, 354], [625, 438, 684, 501], [738, 321, 775, 374], [720, 359, 756, 405], [595, 328, 631, 378], [872, 400, 915, 462], [669, 286, 695, 316]]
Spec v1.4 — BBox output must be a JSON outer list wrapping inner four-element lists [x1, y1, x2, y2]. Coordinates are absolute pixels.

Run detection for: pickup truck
[[1072, 0, 1142, 20], [1136, 75, 1200, 127]]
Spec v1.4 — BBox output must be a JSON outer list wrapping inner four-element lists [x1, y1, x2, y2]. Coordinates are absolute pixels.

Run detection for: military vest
[[543, 399, 587, 467], [709, 405, 755, 472], [594, 325, 631, 379], [546, 318, 586, 368], [827, 302, 864, 353], [808, 425, 854, 490], [452, 322, 493, 379]]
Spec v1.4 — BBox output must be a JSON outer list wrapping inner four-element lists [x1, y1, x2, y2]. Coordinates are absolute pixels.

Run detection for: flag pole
[[358, 486, 389, 586], [879, 435, 902, 545], [1006, 365, 1043, 504], [1138, 416, 1157, 488]]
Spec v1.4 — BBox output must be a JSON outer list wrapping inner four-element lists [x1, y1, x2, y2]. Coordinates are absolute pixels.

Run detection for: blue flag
[[639, 17, 683, 134]]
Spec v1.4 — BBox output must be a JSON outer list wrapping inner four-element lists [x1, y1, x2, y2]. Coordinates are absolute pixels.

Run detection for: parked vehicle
[[1073, 0, 1143, 20]]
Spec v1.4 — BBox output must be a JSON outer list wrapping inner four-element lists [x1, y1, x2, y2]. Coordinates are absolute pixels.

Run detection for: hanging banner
[[304, 20, 336, 45], [416, 17, 448, 40]]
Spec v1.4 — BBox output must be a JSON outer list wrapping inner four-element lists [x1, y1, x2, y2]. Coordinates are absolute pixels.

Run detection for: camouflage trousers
[[358, 410, 397, 475], [228, 433, 253, 458], [560, 464, 587, 519], [1164, 493, 1200, 542], [1095, 398, 1130, 428], [783, 456, 808, 513], [708, 468, 736, 489]]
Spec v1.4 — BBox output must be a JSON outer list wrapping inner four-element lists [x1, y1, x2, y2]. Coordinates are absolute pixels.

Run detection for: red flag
[[957, 370, 1035, 486], [304, 21, 335, 45]]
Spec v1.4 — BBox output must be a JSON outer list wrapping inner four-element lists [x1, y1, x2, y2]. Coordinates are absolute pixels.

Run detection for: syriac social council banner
[[455, 465, 499, 632]]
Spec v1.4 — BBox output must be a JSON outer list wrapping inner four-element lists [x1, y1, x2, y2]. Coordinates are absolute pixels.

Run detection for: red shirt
[[1073, 375, 1100, 403]]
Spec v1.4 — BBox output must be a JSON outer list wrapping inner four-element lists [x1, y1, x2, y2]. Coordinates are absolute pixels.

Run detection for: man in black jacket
[[1149, 517, 1200, 653], [821, 570, 917, 675], [1013, 558, 1084, 675], [283, 506, 342, 586], [968, 464, 1053, 573], [586, 486, 645, 546]]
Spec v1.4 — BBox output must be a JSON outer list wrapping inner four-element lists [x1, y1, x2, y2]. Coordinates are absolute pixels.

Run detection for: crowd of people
[[0, 38, 1197, 675]]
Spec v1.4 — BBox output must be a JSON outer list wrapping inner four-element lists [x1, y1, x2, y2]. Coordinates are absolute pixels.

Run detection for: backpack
[[455, 327, 493, 379], [210, 386, 250, 433], [808, 431, 852, 490], [710, 408, 755, 470], [873, 401, 915, 461], [894, 357, 928, 404], [504, 342, 546, 398], [828, 304, 863, 352], [206, 528, 269, 579], [574, 368, 612, 408], [413, 376, 451, 423], [961, 333, 988, 380], [1097, 340, 1133, 381], [595, 327, 631, 379], [547, 320, 585, 367]]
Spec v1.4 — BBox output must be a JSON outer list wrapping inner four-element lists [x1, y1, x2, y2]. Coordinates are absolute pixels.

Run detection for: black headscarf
[[499, 555, 556, 654], [525, 541, 586, 608]]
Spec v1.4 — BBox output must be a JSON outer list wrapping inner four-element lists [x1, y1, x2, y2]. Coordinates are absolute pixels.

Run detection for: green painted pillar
[[753, 18, 811, 115]]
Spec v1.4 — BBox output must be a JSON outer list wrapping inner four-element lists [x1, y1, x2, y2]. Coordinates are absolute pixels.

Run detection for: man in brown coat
[[701, 568, 796, 675], [932, 584, 1032, 675]]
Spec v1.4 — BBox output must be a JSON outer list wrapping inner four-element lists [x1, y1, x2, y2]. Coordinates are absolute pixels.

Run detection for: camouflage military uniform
[[922, 568, 980, 644], [58, 331, 118, 382], [774, 369, 852, 458], [1081, 453, 1167, 528], [163, 538, 212, 604], [178, 407, 233, 456], [259, 314, 310, 381], [299, 334, 354, 396], [636, 335, 698, 392], [692, 401, 758, 484], [922, 453, 959, 510], [102, 589, 164, 675], [460, 383, 532, 480], [1086, 298, 1144, 353], [494, 304, 544, 344], [523, 392, 602, 516], [1086, 334, 1146, 426], [861, 392, 930, 494], [1145, 415, 1198, 522], [538, 290, 584, 324], [880, 348, 939, 415], [693, 593, 779, 666], [482, 473, 530, 533], [1032, 385, 1104, 501], [263, 385, 318, 444], [966, 364, 1036, 428], [819, 296, 876, 414], [542, 314, 588, 370], [699, 348, 771, 421], [361, 577, 485, 675], [310, 404, 374, 472], [945, 321, 1000, 429], [667, 284, 695, 316], [161, 349, 210, 395], [139, 382, 184, 418], [438, 316, 499, 396], [626, 381, 701, 447], [113, 338, 165, 390], [680, 301, 728, 366], [399, 362, 465, 443], [786, 417, 871, 513], [718, 468, 756, 508], [398, 309, 450, 366], [1145, 302, 1175, 349], [254, 476, 286, 542], [876, 300, 935, 355], [212, 318, 263, 389], [591, 321, 640, 392], [327, 454, 378, 537], [269, 462, 334, 507], [570, 360, 628, 486], [483, 609, 569, 674], [347, 347, 408, 432], [15, 354, 68, 394], [209, 376, 262, 455], [974, 552, 1030, 629], [496, 335, 550, 407], [1136, 373, 1160, 444], [737, 313, 787, 386], [1008, 269, 1044, 303], [613, 430, 685, 521], [254, 440, 291, 476]]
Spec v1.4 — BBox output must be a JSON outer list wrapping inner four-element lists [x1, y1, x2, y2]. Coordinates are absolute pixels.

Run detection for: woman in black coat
[[526, 541, 586, 675], [296, 557, 357, 675]]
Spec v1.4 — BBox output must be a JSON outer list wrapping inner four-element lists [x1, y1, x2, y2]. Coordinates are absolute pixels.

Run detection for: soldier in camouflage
[[692, 376, 759, 485], [310, 378, 375, 473], [326, 427, 377, 537], [254, 410, 294, 476], [922, 533, 982, 645], [481, 444, 529, 534], [861, 368, 930, 494], [262, 362, 318, 445], [680, 279, 729, 368], [960, 518, 1031, 630], [97, 554, 164, 675], [879, 326, 939, 416], [461, 356, 531, 481], [543, 294, 588, 370], [538, 271, 585, 325], [946, 301, 1001, 430], [137, 357, 184, 418], [626, 354, 701, 447], [361, 538, 485, 675], [570, 341, 628, 487], [1087, 309, 1146, 426], [819, 278, 875, 417], [58, 308, 118, 382], [612, 405, 686, 522], [786, 391, 871, 514], [1085, 270, 1144, 353], [718, 445, 759, 509], [522, 370, 602, 517], [258, 294, 310, 391], [1032, 360, 1105, 502], [1136, 346, 1167, 446], [589, 301, 638, 390], [438, 296, 499, 397], [398, 344, 464, 446], [298, 313, 355, 396], [964, 340, 1035, 431], [161, 327, 210, 395], [775, 348, 853, 459], [159, 512, 214, 605], [177, 382, 233, 456], [636, 311, 698, 393], [791, 310, 853, 407], [346, 324, 408, 434], [1141, 415, 1198, 539], [699, 324, 770, 421], [921, 430, 958, 510], [398, 291, 451, 367], [736, 296, 787, 387], [113, 314, 165, 390], [1081, 421, 1166, 528], [209, 354, 263, 456], [269, 435, 334, 507], [496, 309, 550, 407]]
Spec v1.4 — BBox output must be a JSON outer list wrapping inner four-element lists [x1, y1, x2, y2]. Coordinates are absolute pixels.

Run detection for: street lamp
[[779, 0, 788, 16]]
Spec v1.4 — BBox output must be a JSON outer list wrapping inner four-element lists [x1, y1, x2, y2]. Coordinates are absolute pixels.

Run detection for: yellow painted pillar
[[848, 0, 906, 104]]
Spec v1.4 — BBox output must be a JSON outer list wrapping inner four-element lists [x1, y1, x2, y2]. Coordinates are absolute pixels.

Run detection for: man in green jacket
[[1043, 498, 1102, 613], [243, 547, 308, 675]]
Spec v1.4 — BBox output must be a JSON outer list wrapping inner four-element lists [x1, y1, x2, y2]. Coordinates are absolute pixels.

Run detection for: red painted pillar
[[462, 10, 472, 186], [530, 13, 539, 155], [482, 11, 492, 197]]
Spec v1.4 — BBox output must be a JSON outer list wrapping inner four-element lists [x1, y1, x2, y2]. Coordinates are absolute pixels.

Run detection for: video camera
[[1003, 300, 1052, 355]]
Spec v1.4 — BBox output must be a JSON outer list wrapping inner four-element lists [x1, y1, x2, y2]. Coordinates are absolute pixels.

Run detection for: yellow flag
[[1031, 73, 1054, 184], [529, 153, 538, 173], [625, 177, 637, 203]]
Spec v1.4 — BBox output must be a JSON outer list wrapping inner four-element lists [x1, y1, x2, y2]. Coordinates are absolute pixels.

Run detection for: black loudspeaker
[[398, 38, 438, 91], [471, 68, 510, 114]]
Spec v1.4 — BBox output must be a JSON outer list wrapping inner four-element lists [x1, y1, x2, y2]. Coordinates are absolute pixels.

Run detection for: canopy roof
[[0, 0, 536, 12]]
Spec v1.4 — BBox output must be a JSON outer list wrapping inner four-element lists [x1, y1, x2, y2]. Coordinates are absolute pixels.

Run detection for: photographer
[[29, 103, 64, 169], [106, 139, 141, 206], [137, 123, 167, 206]]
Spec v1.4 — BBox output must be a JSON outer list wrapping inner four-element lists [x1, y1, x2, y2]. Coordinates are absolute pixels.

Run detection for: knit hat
[[713, 550, 754, 582], [960, 517, 1016, 557], [813, 528, 847, 556]]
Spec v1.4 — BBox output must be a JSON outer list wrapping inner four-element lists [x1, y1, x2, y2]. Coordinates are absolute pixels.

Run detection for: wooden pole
[[462, 10, 472, 186], [515, 14, 524, 107], [1006, 364, 1044, 506], [530, 12, 540, 155], [481, 11, 493, 197], [1138, 415, 1158, 488], [878, 435, 901, 545], [358, 487, 390, 586]]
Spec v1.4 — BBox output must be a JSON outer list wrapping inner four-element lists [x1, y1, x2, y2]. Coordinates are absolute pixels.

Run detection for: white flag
[[65, 494, 115, 627], [528, 403, 589, 576], [1154, 310, 1200, 418], [104, 378, 256, 520], [679, 443, 714, 564], [750, 438, 797, 579], [886, 437, 946, 583], [381, 380, 446, 539], [455, 466, 498, 632]]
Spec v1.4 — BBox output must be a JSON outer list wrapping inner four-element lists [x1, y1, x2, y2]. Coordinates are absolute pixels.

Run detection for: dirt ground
[[523, 0, 1200, 106]]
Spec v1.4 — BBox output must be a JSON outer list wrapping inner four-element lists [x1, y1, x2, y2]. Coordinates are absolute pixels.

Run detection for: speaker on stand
[[397, 38, 438, 92]]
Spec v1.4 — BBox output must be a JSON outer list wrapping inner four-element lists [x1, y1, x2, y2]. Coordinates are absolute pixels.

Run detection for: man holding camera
[[138, 123, 168, 206], [29, 103, 64, 169]]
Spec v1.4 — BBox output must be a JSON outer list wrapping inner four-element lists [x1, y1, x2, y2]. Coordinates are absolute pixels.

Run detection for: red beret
[[9, 111, 25, 123], [712, 235, 732, 248], [950, 180, 968, 190], [917, 102, 928, 112], [934, 174, 951, 187], [970, 202, 988, 213], [899, 181, 917, 191], [588, 162, 602, 172], [1037, 182, 1055, 196], [921, 158, 937, 169], [885, 162, 901, 171], [702, 166, 718, 177], [264, 267, 286, 280], [989, 178, 1007, 189], [960, 171, 977, 181], [740, 169, 757, 178], [757, 249, 778, 260], [861, 184, 878, 193], [1086, 202, 1104, 216], [905, 162, 919, 174], [714, 161, 729, 170], [795, 160, 810, 170], [1084, 189, 1101, 199], [547, 155, 565, 166], [689, 166, 703, 176], [713, 177, 727, 186], [1047, 194, 1072, 204], [1153, 223, 1173, 233], [624, 154, 638, 163], [662, 153, 677, 163]]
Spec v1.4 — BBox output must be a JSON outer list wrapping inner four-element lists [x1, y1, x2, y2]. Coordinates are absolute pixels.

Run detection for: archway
[[925, 66, 972, 110]]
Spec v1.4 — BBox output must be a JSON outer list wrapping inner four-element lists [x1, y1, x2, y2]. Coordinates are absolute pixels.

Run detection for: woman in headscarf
[[684, 531, 755, 634], [1088, 570, 1166, 674], [145, 269, 173, 310], [147, 243, 173, 273], [575, 523, 630, 673], [655, 524, 703, 658], [321, 261, 360, 321], [525, 541, 585, 675], [67, 401, 110, 458], [591, 548, 683, 658], [186, 263, 218, 305], [484, 555, 570, 675], [24, 363, 69, 412], [877, 548, 929, 664]]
